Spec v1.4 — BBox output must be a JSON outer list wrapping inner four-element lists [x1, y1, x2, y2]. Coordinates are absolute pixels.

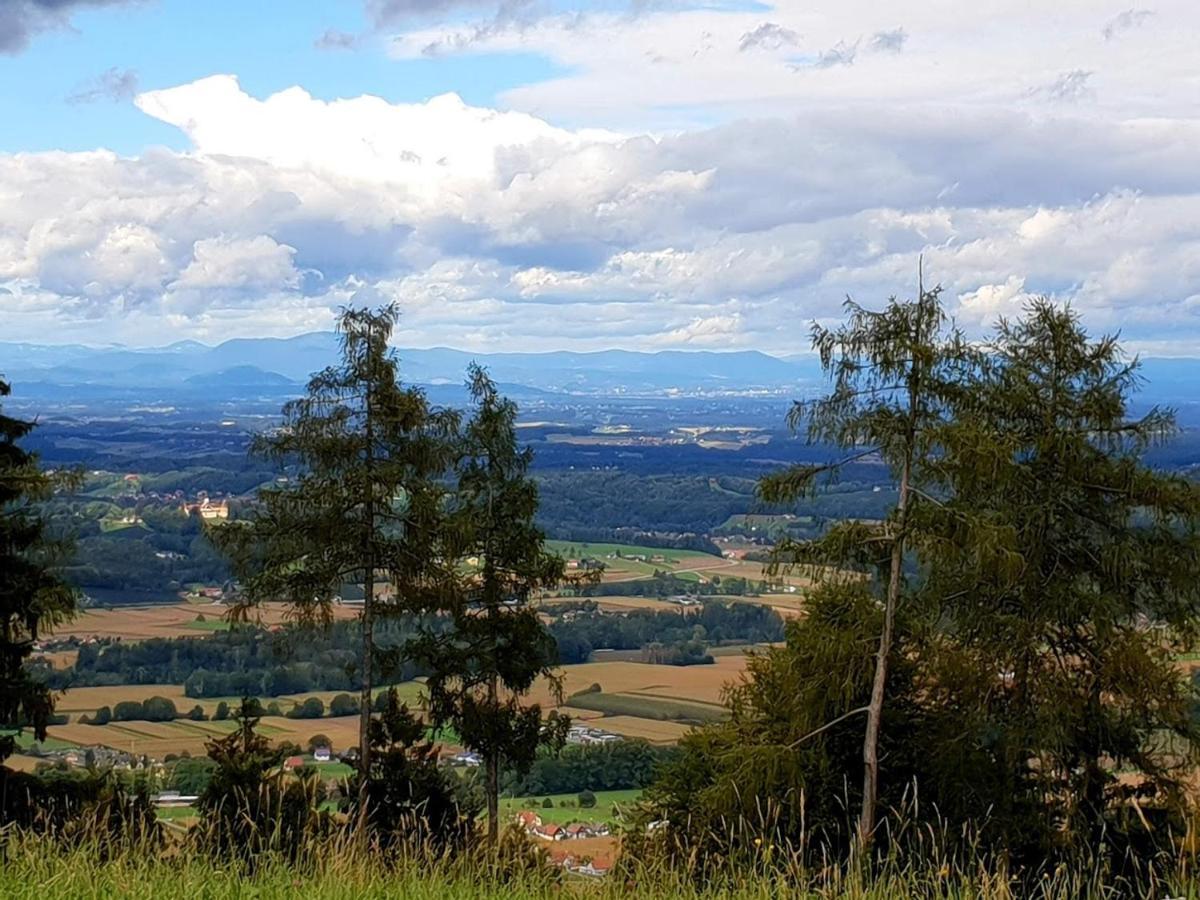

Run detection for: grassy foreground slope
[[0, 837, 1188, 900]]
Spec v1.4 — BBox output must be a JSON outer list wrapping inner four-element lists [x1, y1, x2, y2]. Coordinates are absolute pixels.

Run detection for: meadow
[[499, 788, 643, 825]]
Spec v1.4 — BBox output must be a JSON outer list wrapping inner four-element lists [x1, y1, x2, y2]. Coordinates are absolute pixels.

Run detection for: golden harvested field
[[47, 714, 368, 759], [40, 656, 750, 757], [53, 684, 197, 716], [4, 755, 42, 773], [714, 560, 821, 587], [526, 656, 748, 710], [542, 596, 677, 613], [589, 717, 694, 743], [42, 602, 358, 642]]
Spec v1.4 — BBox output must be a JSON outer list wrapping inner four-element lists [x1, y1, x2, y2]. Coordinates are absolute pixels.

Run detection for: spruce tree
[[212, 306, 458, 815], [0, 378, 77, 764], [759, 273, 969, 846], [413, 365, 570, 844]]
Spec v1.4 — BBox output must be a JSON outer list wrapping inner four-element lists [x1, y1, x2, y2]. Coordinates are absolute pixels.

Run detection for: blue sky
[[0, 0, 571, 154], [3, 1, 1200, 353]]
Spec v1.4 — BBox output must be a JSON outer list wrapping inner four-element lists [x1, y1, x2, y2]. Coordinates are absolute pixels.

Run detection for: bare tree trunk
[[857, 455, 908, 848], [857, 284, 922, 850], [357, 328, 376, 825], [358, 552, 374, 819], [486, 672, 499, 844]]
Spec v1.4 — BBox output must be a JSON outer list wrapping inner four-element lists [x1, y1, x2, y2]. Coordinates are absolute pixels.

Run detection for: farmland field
[[39, 601, 359, 643], [499, 788, 643, 825], [545, 540, 732, 584], [579, 717, 693, 742], [566, 691, 727, 724], [37, 656, 751, 756], [48, 714, 370, 759]]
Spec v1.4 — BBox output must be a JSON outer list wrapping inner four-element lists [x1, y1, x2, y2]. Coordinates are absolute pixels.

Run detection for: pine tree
[[414, 365, 571, 845], [918, 300, 1200, 856], [212, 306, 458, 816], [0, 378, 77, 764], [759, 272, 970, 847]]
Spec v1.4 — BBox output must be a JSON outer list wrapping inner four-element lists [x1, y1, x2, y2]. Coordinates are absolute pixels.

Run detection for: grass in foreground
[[0, 832, 1190, 900]]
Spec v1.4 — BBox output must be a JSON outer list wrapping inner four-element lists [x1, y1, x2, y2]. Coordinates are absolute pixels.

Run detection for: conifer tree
[[413, 365, 571, 844], [918, 301, 1200, 856], [0, 378, 77, 764], [212, 306, 458, 815], [759, 273, 969, 847]]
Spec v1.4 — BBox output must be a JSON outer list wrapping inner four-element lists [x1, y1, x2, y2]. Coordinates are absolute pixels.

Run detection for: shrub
[[286, 697, 324, 720], [329, 693, 359, 717], [578, 790, 596, 809]]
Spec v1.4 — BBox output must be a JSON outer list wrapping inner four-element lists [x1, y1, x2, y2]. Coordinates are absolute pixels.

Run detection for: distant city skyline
[[2, 1, 1199, 355]]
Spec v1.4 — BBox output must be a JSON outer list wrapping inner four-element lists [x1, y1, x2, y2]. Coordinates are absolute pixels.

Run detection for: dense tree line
[[502, 740, 679, 796], [38, 600, 782, 693], [548, 601, 784, 664], [37, 619, 435, 696], [535, 470, 893, 538]]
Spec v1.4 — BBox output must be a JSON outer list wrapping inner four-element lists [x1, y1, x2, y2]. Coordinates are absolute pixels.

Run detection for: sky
[[1, 0, 1199, 354]]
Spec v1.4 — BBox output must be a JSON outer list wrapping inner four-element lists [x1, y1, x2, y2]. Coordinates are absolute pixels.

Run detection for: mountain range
[[0, 334, 823, 400], [2, 334, 1198, 410]]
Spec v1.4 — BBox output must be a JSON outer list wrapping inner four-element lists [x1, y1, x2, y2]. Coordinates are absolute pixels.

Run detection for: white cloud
[[4, 0, 1200, 355], [169, 235, 300, 295], [956, 276, 1032, 326]]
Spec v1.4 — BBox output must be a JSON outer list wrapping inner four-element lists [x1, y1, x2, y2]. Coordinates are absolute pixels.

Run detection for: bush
[[542, 798, 554, 809], [213, 701, 229, 721], [329, 693, 359, 717], [143, 696, 179, 722], [187, 705, 207, 721], [286, 697, 325, 720], [578, 790, 596, 809]]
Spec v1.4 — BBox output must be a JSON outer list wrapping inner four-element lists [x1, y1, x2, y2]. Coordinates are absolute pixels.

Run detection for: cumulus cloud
[[956, 276, 1032, 326], [0, 0, 143, 54], [169, 235, 299, 294], [66, 67, 139, 104], [7, 0, 1200, 354], [647, 313, 745, 347]]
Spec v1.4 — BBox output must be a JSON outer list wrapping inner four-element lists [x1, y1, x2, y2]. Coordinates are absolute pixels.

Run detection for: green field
[[7, 732, 78, 752], [565, 692, 728, 724], [498, 788, 643, 825], [545, 540, 716, 564], [185, 617, 231, 632]]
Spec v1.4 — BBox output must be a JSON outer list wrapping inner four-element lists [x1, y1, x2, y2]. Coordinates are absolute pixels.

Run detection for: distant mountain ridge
[[0, 334, 823, 397], [2, 334, 1198, 405]]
